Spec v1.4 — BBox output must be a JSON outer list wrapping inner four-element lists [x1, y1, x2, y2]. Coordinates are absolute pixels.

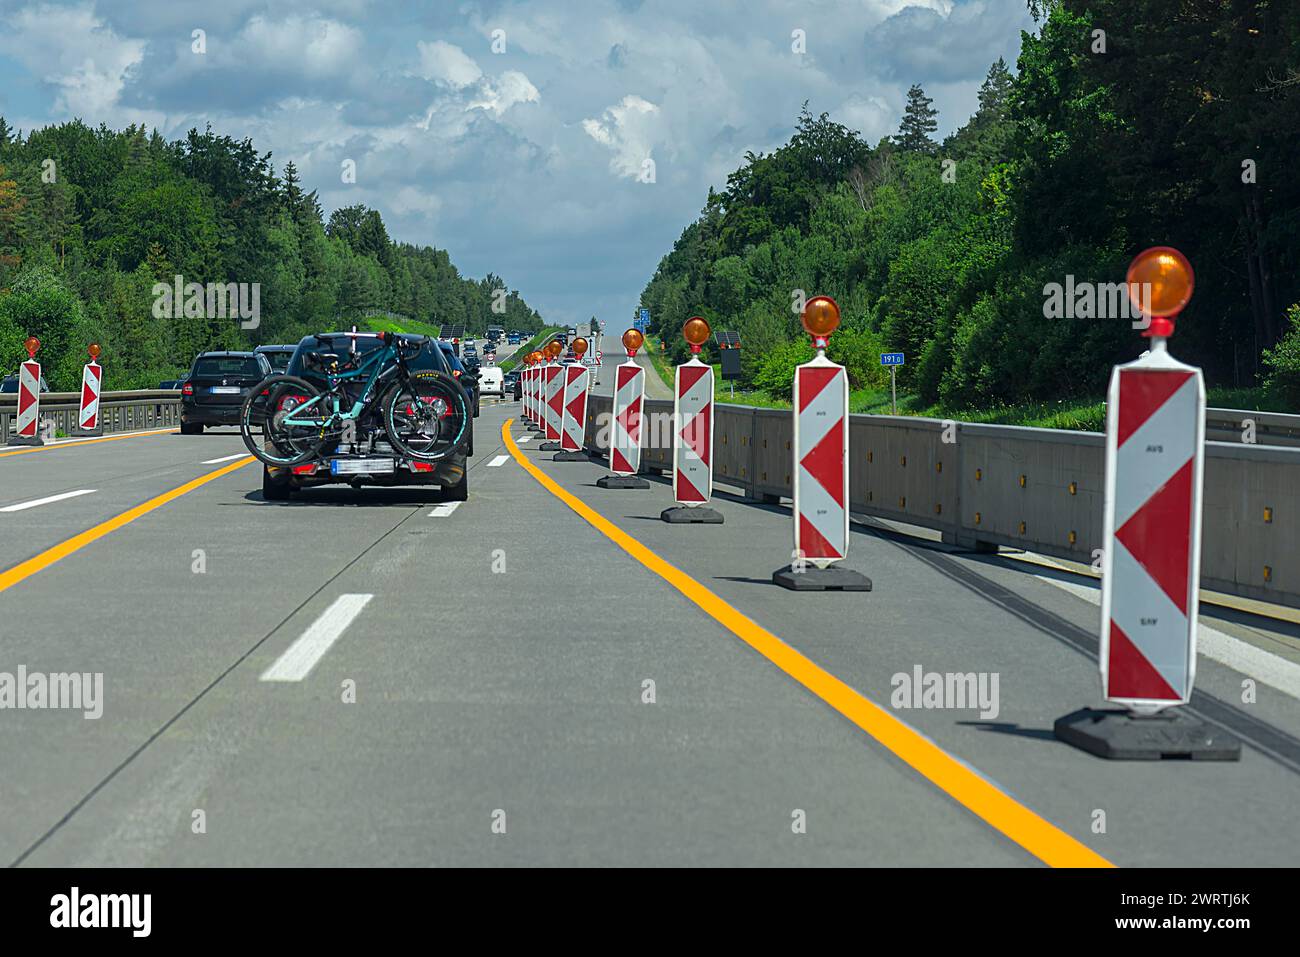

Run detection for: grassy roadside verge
[[500, 327, 561, 372], [358, 316, 444, 339], [645, 336, 676, 390]]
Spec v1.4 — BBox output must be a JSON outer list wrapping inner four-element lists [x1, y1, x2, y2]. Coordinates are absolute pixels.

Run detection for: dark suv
[[261, 332, 472, 501], [181, 352, 272, 433]]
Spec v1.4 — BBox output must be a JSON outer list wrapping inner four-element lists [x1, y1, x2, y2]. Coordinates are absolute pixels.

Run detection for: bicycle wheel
[[240, 375, 329, 467], [382, 370, 470, 461]]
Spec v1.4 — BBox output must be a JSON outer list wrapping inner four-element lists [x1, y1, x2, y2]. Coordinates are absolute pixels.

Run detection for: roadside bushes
[[1262, 305, 1300, 409]]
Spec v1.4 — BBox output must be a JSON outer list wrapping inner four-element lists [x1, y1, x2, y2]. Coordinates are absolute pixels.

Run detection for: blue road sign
[[638, 308, 650, 325], [880, 352, 905, 366]]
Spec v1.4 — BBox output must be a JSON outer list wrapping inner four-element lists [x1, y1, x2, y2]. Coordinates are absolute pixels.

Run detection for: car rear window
[[193, 356, 262, 377], [260, 350, 293, 372]]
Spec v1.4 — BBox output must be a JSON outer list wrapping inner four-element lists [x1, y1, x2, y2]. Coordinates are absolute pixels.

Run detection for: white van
[[477, 366, 505, 396]]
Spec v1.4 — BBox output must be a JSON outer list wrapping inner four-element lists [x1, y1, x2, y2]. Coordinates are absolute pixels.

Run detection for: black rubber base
[[597, 475, 650, 489], [537, 441, 562, 451], [8, 433, 45, 447], [72, 427, 103, 437], [553, 450, 587, 461], [772, 564, 873, 591], [1054, 707, 1242, 761], [661, 506, 724, 524]]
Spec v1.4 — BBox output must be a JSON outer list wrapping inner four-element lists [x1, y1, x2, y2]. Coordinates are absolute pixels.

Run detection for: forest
[[637, 0, 1300, 414], [0, 121, 544, 390]]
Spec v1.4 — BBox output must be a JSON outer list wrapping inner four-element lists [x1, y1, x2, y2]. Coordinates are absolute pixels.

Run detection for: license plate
[[330, 458, 396, 475], [211, 386, 240, 394]]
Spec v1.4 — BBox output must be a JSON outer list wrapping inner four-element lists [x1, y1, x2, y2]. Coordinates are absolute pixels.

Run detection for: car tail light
[[278, 394, 307, 412], [291, 463, 316, 475], [411, 461, 434, 473], [182, 382, 194, 396]]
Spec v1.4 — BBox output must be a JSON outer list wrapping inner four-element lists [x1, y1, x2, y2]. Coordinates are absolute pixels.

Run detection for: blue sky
[[0, 0, 1034, 335]]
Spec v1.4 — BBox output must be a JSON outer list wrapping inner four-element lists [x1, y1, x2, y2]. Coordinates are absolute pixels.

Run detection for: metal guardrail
[[585, 396, 1300, 610], [0, 390, 181, 444]]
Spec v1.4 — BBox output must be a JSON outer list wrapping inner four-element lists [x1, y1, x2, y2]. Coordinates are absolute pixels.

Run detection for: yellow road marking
[[0, 428, 177, 459], [502, 419, 1113, 869], [0, 457, 254, 595]]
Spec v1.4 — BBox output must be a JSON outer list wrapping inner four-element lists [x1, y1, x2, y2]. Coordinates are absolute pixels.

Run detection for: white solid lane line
[[486, 455, 510, 467], [202, 453, 252, 465], [260, 593, 374, 683], [517, 435, 532, 443], [1032, 573, 1300, 700], [0, 489, 97, 513], [429, 502, 462, 517]]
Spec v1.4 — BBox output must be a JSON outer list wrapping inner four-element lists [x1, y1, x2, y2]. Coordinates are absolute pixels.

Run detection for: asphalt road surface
[[1, 396, 1298, 866], [589, 343, 674, 401]]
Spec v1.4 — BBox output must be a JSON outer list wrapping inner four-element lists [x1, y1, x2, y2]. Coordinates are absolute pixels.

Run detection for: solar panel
[[714, 329, 741, 348]]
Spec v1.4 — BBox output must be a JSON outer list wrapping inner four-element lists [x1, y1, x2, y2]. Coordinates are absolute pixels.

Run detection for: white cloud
[[468, 70, 540, 116], [239, 15, 365, 76], [582, 95, 662, 178], [0, 2, 148, 119], [416, 40, 483, 89], [392, 186, 443, 218]]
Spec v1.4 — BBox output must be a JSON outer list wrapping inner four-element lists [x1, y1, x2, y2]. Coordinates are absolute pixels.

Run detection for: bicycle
[[239, 331, 470, 468]]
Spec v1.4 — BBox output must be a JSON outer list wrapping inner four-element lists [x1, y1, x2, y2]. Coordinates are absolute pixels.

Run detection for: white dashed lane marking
[[260, 594, 374, 683], [0, 489, 97, 512]]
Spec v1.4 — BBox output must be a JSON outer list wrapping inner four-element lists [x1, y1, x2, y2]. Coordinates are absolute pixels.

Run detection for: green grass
[[500, 327, 561, 372], [645, 336, 676, 390], [357, 316, 444, 339]]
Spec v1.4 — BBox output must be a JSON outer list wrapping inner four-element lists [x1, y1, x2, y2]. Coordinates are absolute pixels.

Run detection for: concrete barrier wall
[[0, 390, 181, 444], [583, 398, 1300, 609]]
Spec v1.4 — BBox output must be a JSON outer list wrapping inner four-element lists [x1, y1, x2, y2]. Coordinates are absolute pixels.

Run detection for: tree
[[894, 84, 939, 154]]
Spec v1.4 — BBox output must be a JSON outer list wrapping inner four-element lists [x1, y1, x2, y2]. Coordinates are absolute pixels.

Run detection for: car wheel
[[444, 472, 469, 501], [180, 422, 203, 435], [262, 466, 293, 501]]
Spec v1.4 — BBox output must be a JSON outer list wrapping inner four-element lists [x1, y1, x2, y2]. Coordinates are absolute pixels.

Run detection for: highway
[[1, 384, 1299, 867], [589, 344, 674, 400]]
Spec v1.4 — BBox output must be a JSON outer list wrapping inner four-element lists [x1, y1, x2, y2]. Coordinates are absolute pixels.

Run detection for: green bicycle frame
[[281, 341, 403, 428]]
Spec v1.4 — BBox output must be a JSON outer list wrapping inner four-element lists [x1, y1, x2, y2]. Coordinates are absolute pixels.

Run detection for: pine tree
[[282, 161, 302, 208], [0, 117, 10, 148], [894, 84, 939, 154], [976, 58, 1014, 123]]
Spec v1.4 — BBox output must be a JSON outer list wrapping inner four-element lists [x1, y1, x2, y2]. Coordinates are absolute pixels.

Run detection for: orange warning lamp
[[546, 341, 563, 360], [683, 316, 711, 354], [572, 337, 589, 357], [24, 336, 40, 359], [622, 328, 644, 356], [1126, 246, 1194, 338], [802, 295, 841, 348], [87, 342, 102, 361]]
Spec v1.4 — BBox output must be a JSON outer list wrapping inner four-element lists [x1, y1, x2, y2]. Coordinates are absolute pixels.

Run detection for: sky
[[0, 0, 1036, 336]]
